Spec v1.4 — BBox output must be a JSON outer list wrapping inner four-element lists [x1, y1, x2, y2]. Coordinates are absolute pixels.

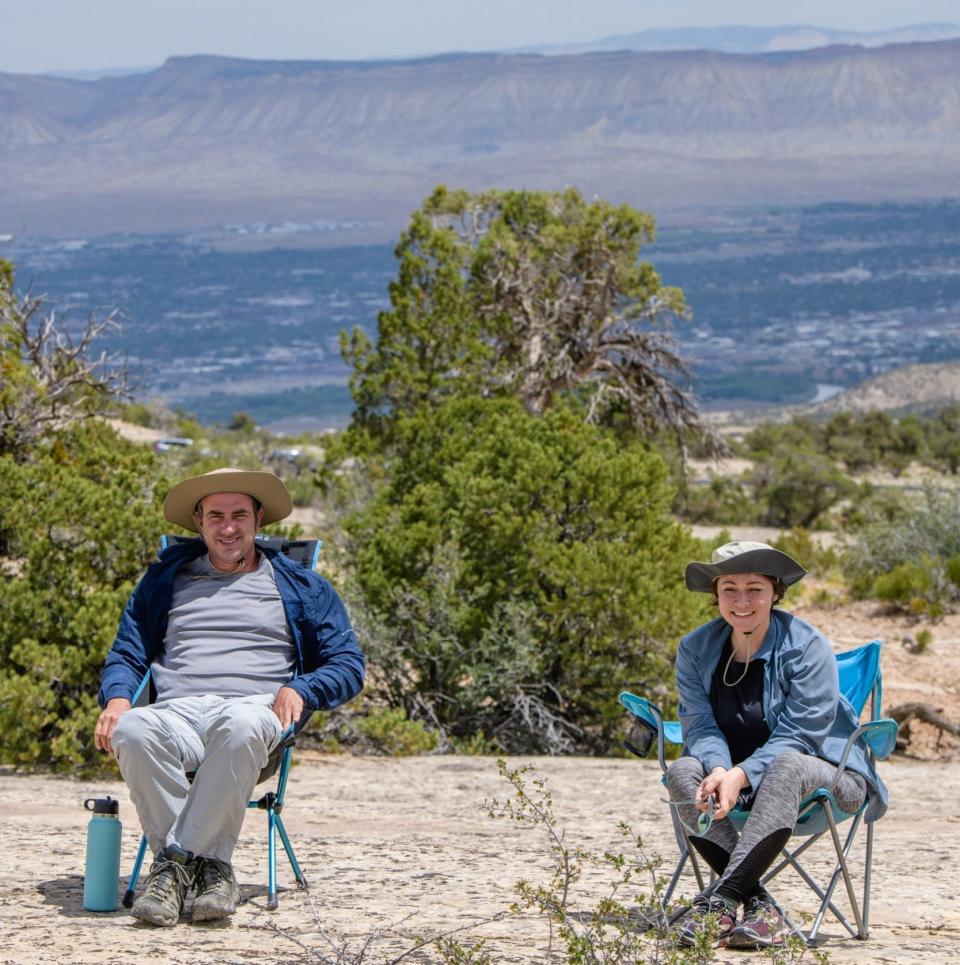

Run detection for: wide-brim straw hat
[[685, 540, 807, 593], [163, 467, 293, 532]]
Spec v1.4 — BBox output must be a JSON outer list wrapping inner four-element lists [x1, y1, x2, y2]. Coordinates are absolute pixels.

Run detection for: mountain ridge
[[809, 362, 960, 416], [2, 41, 959, 237], [516, 21, 960, 55]]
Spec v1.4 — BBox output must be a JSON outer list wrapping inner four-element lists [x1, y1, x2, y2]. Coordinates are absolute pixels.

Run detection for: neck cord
[[722, 639, 752, 687]]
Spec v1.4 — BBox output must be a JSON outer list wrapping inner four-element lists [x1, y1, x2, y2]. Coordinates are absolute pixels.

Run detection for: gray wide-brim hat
[[163, 467, 293, 532], [685, 540, 807, 593]]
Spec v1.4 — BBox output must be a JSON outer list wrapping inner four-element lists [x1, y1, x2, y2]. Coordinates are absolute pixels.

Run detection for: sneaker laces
[[693, 894, 736, 917], [744, 889, 778, 916], [196, 857, 233, 896], [146, 856, 194, 900]]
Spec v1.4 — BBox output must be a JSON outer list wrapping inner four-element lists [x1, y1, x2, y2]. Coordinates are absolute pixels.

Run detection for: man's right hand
[[94, 698, 132, 754]]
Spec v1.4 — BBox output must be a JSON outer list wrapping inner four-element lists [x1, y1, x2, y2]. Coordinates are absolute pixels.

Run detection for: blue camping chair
[[121, 533, 323, 912], [619, 639, 898, 945]]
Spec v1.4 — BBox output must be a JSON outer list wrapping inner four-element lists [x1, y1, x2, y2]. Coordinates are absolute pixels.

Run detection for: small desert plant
[[486, 759, 829, 965], [914, 628, 934, 653], [485, 759, 703, 963]]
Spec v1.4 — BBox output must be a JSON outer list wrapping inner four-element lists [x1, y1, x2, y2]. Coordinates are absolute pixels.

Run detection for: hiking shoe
[[675, 894, 737, 947], [131, 846, 196, 927], [191, 857, 242, 922], [725, 891, 785, 949]]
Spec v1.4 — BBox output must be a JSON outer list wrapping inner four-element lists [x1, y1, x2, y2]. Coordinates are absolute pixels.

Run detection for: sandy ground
[[1, 753, 958, 965], [2, 603, 958, 964]]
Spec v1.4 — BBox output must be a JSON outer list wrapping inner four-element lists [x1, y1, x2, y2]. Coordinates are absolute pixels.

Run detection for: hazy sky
[[5, 0, 959, 74]]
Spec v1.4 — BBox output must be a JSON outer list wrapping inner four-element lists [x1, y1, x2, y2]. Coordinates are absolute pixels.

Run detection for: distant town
[[5, 198, 960, 429]]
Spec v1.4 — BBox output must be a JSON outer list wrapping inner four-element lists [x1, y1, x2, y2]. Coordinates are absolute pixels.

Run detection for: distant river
[[812, 384, 844, 403]]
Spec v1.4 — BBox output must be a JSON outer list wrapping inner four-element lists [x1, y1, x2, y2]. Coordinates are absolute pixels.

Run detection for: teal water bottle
[[83, 797, 122, 911]]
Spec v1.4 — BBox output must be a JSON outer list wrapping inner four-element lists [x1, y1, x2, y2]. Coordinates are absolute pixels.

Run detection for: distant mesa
[[2, 34, 960, 238]]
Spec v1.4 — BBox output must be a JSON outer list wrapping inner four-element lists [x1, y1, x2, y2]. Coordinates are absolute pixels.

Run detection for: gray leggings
[[666, 752, 867, 903]]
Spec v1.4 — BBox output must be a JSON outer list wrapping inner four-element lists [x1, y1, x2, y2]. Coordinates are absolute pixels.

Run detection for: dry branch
[[888, 701, 960, 753]]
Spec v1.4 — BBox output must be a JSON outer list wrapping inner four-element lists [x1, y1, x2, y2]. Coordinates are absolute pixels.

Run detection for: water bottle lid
[[84, 796, 119, 815]]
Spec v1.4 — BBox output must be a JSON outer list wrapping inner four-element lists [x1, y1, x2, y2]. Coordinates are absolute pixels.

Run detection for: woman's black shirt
[[710, 636, 770, 767]]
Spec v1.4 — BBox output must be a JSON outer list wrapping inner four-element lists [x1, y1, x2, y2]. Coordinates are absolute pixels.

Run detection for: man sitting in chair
[[94, 468, 365, 927]]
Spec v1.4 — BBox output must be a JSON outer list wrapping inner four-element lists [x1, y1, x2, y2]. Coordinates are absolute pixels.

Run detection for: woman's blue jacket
[[97, 540, 365, 726], [676, 610, 888, 821]]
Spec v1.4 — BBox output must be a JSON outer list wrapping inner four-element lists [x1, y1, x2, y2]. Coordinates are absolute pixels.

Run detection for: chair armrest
[[822, 718, 899, 794], [857, 718, 899, 760], [619, 691, 671, 773]]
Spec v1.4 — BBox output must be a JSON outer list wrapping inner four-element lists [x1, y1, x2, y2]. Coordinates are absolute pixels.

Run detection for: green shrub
[[354, 706, 440, 756], [871, 557, 951, 616], [946, 555, 960, 588], [451, 731, 499, 755], [0, 421, 166, 771], [345, 396, 709, 754], [749, 447, 855, 529], [846, 485, 960, 611], [873, 562, 933, 605], [808, 586, 841, 607], [679, 474, 756, 525], [772, 529, 841, 579], [285, 474, 319, 508], [120, 402, 156, 427]]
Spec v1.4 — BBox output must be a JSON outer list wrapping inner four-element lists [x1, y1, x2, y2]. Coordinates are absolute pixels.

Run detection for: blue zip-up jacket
[[98, 540, 365, 727], [676, 610, 888, 822]]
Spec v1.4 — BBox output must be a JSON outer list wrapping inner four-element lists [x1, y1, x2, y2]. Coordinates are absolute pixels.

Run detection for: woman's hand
[[697, 766, 750, 820]]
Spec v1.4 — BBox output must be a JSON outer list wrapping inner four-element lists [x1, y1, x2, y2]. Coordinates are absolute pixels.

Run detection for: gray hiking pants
[[666, 751, 867, 902], [112, 693, 283, 863]]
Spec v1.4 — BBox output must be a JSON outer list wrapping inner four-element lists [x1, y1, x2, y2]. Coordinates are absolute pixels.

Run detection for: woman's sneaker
[[675, 894, 738, 947], [725, 891, 785, 949]]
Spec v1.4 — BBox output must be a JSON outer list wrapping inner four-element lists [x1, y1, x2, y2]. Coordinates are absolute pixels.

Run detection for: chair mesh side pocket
[[623, 717, 656, 758]]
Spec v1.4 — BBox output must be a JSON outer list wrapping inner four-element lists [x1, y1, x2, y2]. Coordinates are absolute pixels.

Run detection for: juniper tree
[[342, 187, 714, 453], [342, 396, 709, 753]]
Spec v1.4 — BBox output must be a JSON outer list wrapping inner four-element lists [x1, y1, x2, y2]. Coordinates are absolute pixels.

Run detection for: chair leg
[[863, 819, 874, 934], [661, 848, 689, 912], [772, 844, 858, 939], [762, 843, 856, 947], [266, 809, 278, 910], [823, 808, 866, 940], [807, 815, 864, 942], [661, 806, 702, 910], [122, 833, 149, 908], [685, 838, 708, 893], [275, 813, 308, 889]]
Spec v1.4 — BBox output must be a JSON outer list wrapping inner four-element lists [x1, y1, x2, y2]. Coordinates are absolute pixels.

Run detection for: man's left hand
[[272, 686, 305, 730]]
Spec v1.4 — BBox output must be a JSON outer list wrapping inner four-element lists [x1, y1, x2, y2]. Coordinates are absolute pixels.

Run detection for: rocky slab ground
[[1, 601, 957, 964]]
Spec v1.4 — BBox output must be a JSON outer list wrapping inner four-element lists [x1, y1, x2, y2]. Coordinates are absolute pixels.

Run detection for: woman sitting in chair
[[667, 541, 887, 950]]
